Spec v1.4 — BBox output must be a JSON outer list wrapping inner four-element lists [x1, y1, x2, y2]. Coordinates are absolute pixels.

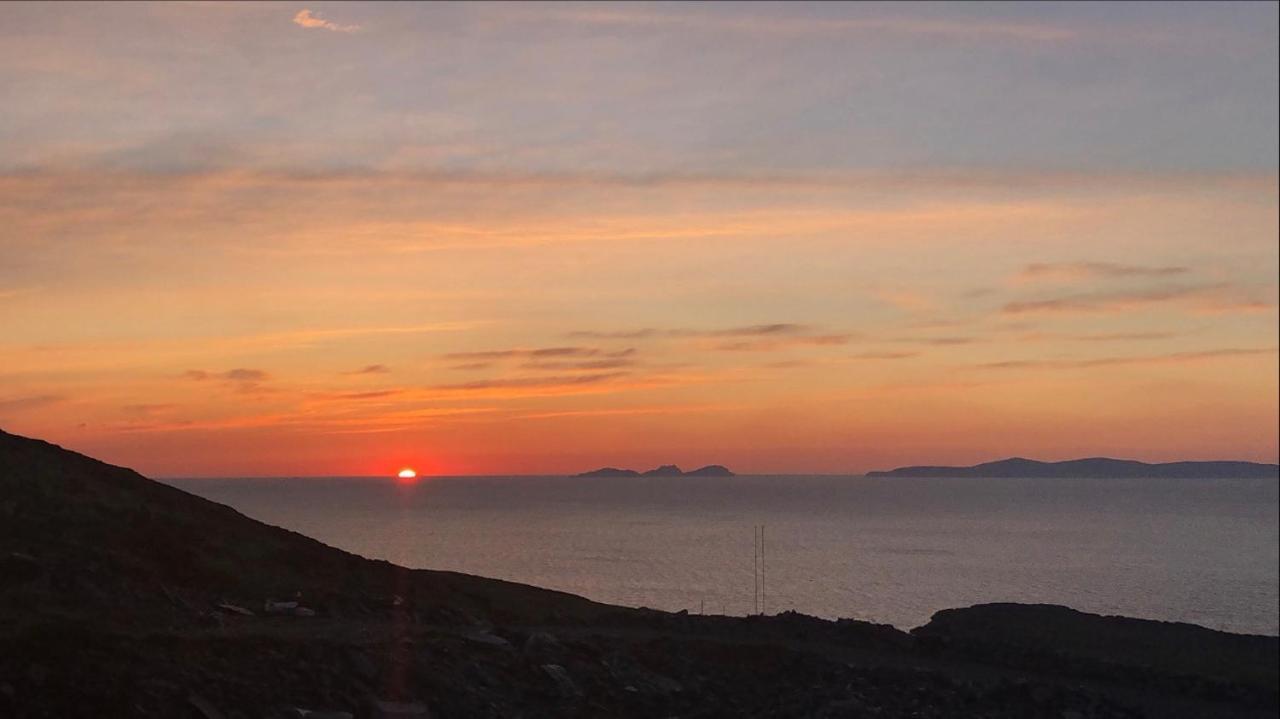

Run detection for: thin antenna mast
[[753, 525, 759, 614]]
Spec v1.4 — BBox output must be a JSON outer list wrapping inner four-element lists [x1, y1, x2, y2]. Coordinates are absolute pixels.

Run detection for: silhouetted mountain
[[868, 456, 1279, 478]]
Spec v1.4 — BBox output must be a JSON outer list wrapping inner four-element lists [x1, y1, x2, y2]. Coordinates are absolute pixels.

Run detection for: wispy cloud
[[519, 358, 637, 371], [122, 403, 176, 416], [185, 368, 269, 382], [1002, 284, 1228, 315], [850, 351, 919, 360], [566, 323, 855, 353], [1018, 331, 1178, 343], [343, 364, 389, 375], [320, 389, 403, 401], [445, 347, 594, 361], [436, 372, 631, 392], [712, 334, 854, 352], [515, 404, 734, 421], [443, 346, 633, 362], [547, 7, 1079, 43], [292, 9, 360, 33], [567, 329, 661, 340], [569, 323, 811, 340], [1192, 298, 1278, 316], [0, 394, 64, 413], [894, 336, 978, 347], [698, 323, 810, 338], [185, 368, 272, 394], [1015, 262, 1190, 284], [978, 347, 1277, 371]]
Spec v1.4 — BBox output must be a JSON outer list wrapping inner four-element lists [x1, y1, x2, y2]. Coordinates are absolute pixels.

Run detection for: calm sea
[[167, 474, 1280, 636]]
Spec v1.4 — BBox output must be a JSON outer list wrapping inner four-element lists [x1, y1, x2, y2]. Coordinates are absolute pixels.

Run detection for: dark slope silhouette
[[0, 429, 604, 629], [0, 429, 1274, 718], [868, 456, 1279, 478]]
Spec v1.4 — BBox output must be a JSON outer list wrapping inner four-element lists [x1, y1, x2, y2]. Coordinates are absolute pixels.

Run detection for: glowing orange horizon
[[0, 4, 1275, 477]]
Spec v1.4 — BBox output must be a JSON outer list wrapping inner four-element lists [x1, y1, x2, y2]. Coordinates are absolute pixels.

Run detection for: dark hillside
[[0, 429, 606, 630], [0, 429, 1274, 719]]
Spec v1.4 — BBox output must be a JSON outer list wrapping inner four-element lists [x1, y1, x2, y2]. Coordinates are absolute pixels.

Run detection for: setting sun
[[397, 468, 417, 480]]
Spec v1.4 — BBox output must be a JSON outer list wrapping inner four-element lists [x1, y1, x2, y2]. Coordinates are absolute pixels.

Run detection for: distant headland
[[867, 457, 1280, 479], [576, 464, 735, 477]]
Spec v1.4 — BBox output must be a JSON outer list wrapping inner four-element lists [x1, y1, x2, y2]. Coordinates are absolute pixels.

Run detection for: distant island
[[576, 464, 735, 477], [867, 457, 1280, 479]]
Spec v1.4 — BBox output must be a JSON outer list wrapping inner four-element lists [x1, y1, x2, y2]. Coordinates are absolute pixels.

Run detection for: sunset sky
[[1, 2, 1276, 476]]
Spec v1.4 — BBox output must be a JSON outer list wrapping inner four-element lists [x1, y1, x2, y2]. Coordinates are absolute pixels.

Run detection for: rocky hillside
[[0, 430, 607, 631], [0, 429, 1274, 719]]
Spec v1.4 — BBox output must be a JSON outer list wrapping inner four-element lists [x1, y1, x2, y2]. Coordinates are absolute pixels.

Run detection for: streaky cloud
[[1016, 262, 1190, 283], [443, 347, 604, 361], [436, 372, 631, 391], [569, 323, 812, 340], [343, 364, 390, 375], [1002, 283, 1229, 315], [1017, 331, 1178, 343], [978, 347, 1277, 371], [0, 394, 64, 413], [185, 368, 269, 382], [520, 358, 636, 371], [894, 336, 978, 347], [712, 334, 854, 352]]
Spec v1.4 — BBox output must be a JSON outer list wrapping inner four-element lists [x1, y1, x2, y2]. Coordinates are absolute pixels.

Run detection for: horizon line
[[158, 455, 1280, 481]]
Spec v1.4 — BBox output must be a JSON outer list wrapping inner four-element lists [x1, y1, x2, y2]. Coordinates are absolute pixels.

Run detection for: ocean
[[167, 473, 1280, 636]]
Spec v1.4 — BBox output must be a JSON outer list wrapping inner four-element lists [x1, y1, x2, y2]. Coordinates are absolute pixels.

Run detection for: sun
[[397, 468, 417, 481]]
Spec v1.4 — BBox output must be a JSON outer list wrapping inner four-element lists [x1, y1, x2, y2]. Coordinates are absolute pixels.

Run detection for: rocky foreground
[[1, 430, 1275, 718]]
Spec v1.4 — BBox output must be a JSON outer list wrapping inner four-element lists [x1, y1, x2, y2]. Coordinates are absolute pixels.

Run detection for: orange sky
[[1, 4, 1276, 476]]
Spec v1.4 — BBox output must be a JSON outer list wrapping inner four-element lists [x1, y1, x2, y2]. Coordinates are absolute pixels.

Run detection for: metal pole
[[753, 525, 759, 615]]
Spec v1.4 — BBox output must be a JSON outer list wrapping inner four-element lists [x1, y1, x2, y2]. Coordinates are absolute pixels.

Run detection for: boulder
[[541, 664, 582, 698], [186, 692, 225, 719], [462, 629, 511, 649], [522, 632, 566, 665]]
